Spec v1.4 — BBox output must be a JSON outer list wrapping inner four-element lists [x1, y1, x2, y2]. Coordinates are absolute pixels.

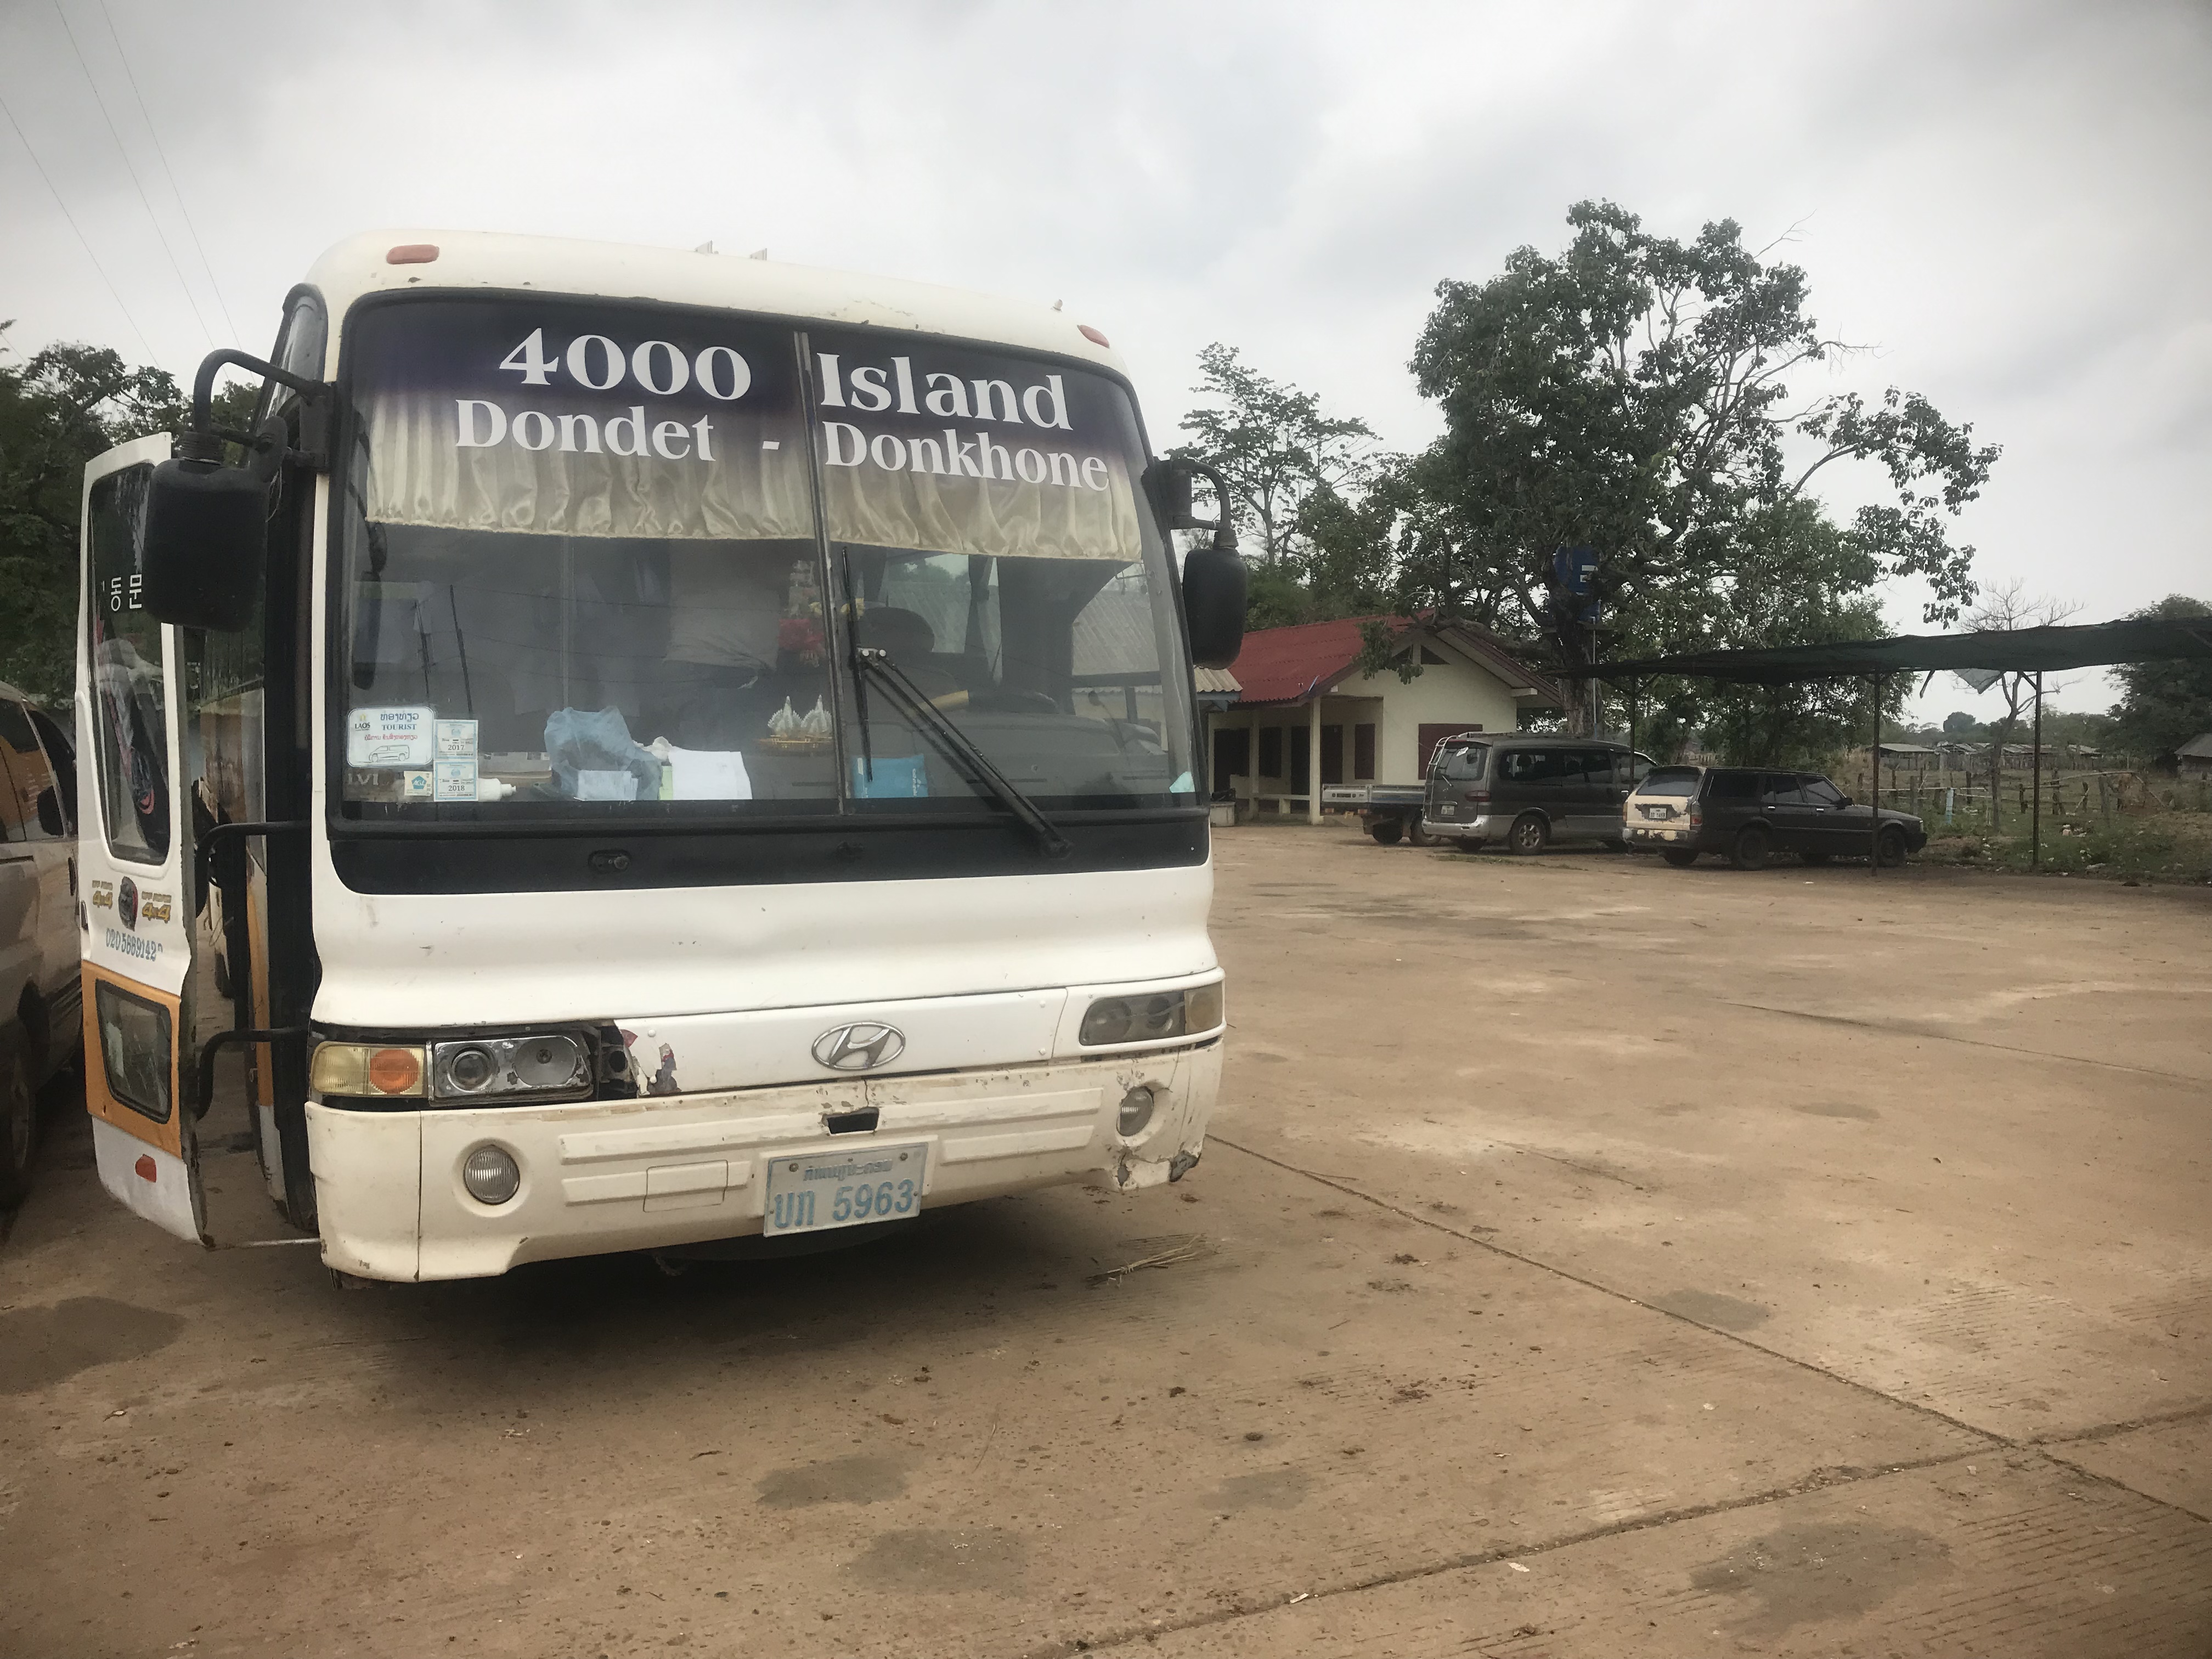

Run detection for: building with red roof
[[1210, 616, 1562, 821]]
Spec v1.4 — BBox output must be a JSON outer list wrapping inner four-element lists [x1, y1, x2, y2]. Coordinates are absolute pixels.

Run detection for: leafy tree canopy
[[1341, 201, 2000, 753], [1, 328, 188, 701], [0, 326, 254, 703], [2108, 594, 2212, 763], [1171, 342, 1376, 572]]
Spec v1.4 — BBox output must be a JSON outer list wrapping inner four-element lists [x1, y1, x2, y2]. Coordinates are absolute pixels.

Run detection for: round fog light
[[1117, 1087, 1156, 1137], [461, 1143, 521, 1205]]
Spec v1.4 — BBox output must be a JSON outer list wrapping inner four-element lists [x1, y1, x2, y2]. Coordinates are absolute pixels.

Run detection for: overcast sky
[[4, 0, 2205, 718]]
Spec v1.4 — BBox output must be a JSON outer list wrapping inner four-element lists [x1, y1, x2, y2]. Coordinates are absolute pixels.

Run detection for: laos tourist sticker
[[348, 706, 436, 768]]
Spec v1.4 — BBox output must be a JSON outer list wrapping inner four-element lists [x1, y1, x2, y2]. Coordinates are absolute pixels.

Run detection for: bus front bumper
[[306, 1043, 1220, 1282]]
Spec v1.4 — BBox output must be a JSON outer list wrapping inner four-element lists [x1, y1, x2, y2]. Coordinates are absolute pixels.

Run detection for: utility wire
[[0, 86, 159, 368], [95, 0, 238, 341], [52, 0, 215, 354]]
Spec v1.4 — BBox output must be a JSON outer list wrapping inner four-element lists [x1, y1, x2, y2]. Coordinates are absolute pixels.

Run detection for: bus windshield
[[334, 298, 1195, 822]]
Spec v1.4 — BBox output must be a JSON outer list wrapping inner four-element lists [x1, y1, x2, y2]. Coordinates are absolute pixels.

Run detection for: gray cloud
[[4, 0, 2204, 715]]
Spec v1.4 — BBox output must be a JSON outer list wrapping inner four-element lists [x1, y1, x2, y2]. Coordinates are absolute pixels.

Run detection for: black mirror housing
[[142, 450, 270, 631], [1182, 546, 1247, 669]]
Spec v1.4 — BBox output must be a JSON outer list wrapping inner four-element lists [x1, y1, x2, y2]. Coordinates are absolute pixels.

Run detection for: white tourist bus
[[75, 231, 1245, 1281]]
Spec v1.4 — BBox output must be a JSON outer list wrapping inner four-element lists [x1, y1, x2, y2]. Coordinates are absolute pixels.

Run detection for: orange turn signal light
[[386, 243, 439, 266], [1077, 324, 1110, 348], [368, 1047, 423, 1094]]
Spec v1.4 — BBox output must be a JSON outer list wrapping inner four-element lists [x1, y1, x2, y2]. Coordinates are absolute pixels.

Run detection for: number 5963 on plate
[[764, 1144, 927, 1236]]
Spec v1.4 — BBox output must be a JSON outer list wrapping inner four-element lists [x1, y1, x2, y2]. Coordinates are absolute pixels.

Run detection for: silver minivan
[[1, 684, 80, 1204], [1420, 733, 1654, 854]]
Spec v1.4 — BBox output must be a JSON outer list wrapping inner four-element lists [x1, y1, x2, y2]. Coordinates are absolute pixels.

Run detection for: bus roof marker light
[[386, 244, 439, 265], [1077, 324, 1110, 348]]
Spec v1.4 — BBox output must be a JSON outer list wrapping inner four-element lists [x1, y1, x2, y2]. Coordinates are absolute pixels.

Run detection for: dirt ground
[[2, 825, 2207, 1658]]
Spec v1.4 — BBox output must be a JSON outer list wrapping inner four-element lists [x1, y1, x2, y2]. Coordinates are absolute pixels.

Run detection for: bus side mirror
[[1183, 546, 1246, 670], [142, 436, 272, 633], [1147, 455, 1246, 669], [143, 348, 332, 633]]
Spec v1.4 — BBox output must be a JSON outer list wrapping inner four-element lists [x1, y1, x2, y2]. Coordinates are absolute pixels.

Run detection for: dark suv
[[1624, 765, 1927, 869]]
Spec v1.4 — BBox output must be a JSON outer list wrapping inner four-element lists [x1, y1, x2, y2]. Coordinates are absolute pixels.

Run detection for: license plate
[[764, 1143, 927, 1235]]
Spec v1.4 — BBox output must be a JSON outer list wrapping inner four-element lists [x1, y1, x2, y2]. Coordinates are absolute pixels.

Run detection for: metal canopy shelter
[[1592, 617, 2212, 877], [1592, 616, 2212, 686]]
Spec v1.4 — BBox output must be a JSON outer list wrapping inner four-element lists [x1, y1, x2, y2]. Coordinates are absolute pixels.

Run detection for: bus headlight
[[1078, 981, 1224, 1047], [309, 1041, 427, 1098], [429, 1035, 590, 1101]]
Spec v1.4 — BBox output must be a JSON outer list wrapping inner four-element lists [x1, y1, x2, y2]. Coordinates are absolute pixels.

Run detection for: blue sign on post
[[1553, 545, 1601, 622]]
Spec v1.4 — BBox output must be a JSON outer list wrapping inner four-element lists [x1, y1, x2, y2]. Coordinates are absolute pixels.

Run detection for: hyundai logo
[[811, 1022, 906, 1072]]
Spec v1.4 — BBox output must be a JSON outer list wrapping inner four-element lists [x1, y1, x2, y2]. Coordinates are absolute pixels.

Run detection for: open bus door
[[78, 422, 317, 1246], [77, 433, 210, 1241]]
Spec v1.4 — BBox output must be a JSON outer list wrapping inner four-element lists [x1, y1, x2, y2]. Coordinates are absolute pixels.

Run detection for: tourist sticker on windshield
[[436, 719, 479, 759], [433, 760, 479, 802], [347, 706, 436, 768]]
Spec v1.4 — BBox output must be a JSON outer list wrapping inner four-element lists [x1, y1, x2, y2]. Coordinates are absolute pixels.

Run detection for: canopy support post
[[1628, 679, 1640, 760], [1869, 674, 1881, 878], [2031, 670, 2044, 870]]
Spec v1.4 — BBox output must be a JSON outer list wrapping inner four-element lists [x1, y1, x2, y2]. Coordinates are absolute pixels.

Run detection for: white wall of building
[[1210, 632, 1532, 800]]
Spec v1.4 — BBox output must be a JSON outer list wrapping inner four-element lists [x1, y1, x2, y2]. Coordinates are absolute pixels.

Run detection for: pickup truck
[[1320, 783, 1435, 844]]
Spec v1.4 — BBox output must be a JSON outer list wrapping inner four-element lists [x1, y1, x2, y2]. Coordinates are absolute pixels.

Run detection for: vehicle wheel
[[0, 1024, 36, 1207], [1406, 821, 1435, 847], [1368, 819, 1404, 845], [1730, 823, 1772, 871], [1876, 827, 1908, 867], [1454, 837, 1485, 854], [1508, 812, 1548, 855], [1602, 836, 1629, 853], [1661, 848, 1699, 867], [1801, 851, 1831, 867]]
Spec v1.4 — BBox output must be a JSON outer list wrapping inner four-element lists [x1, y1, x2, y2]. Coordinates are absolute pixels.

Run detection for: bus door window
[[86, 466, 170, 864]]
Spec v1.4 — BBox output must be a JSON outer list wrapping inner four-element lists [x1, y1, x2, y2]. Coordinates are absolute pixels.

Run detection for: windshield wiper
[[842, 555, 1071, 859]]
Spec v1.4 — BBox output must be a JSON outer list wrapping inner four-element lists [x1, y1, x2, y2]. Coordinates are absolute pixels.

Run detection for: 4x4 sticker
[[90, 880, 114, 909]]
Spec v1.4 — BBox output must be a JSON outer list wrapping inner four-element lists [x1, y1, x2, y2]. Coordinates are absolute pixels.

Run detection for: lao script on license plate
[[764, 1143, 927, 1235]]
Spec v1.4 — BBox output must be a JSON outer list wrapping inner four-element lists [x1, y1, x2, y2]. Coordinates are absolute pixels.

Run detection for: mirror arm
[[1181, 458, 1239, 554], [180, 348, 333, 472], [1143, 456, 1239, 554]]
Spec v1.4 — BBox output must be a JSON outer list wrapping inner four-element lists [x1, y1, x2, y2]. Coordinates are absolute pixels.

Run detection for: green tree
[[2108, 595, 2212, 764], [0, 328, 190, 701], [0, 328, 258, 703], [1348, 201, 2000, 744], [1173, 342, 1376, 572]]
